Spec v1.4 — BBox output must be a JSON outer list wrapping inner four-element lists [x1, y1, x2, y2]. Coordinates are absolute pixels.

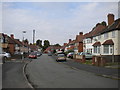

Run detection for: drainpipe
[[112, 45, 114, 63]]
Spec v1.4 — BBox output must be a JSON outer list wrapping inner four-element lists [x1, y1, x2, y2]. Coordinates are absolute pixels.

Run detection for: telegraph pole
[[33, 29, 35, 44]]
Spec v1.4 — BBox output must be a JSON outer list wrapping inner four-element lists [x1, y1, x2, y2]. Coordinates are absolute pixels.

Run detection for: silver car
[[77, 52, 92, 59], [56, 54, 66, 61]]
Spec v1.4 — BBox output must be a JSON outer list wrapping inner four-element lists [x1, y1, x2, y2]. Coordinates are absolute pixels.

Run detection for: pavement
[[52, 55, 120, 80], [2, 58, 32, 89]]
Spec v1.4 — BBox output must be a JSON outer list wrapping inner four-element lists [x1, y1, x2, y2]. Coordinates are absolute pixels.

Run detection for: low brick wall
[[11, 53, 28, 59], [73, 54, 86, 63]]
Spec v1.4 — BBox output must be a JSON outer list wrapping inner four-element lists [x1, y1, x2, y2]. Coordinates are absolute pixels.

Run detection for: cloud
[[2, 2, 118, 45]]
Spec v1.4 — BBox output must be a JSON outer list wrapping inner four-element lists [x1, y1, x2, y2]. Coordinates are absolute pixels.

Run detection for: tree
[[43, 40, 50, 51], [23, 39, 29, 44], [101, 21, 107, 26], [36, 39, 42, 47], [54, 44, 61, 47]]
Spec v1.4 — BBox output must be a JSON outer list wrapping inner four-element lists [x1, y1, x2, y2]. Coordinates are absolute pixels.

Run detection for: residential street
[[26, 54, 119, 88]]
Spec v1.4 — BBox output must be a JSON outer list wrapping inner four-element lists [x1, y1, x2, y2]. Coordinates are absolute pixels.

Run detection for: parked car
[[77, 52, 93, 59], [67, 52, 74, 59], [28, 52, 37, 59], [36, 52, 42, 57], [56, 54, 66, 61], [0, 52, 11, 63], [48, 52, 52, 56]]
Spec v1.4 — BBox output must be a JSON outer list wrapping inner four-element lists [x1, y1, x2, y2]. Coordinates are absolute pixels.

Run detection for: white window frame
[[103, 45, 113, 54], [103, 45, 109, 54], [98, 35, 101, 40], [112, 31, 115, 38], [97, 46, 100, 54], [110, 45, 113, 54], [104, 33, 108, 39], [94, 46, 100, 54], [94, 46, 97, 53]]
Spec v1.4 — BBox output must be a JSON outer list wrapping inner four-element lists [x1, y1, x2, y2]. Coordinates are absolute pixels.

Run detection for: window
[[112, 31, 115, 38], [90, 49, 92, 54], [97, 46, 100, 53], [98, 35, 101, 40], [103, 45, 113, 54], [104, 33, 108, 39], [94, 46, 97, 53], [94, 46, 100, 54], [103, 45, 109, 54], [110, 45, 113, 54], [87, 38, 92, 43]]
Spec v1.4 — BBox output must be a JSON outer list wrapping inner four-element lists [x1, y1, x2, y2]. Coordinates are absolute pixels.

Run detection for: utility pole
[[33, 29, 35, 44]]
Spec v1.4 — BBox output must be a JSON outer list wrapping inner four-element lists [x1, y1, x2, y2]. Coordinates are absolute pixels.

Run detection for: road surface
[[26, 54, 119, 88]]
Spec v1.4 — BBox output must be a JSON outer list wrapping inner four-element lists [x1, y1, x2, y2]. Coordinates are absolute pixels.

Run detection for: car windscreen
[[58, 54, 65, 57]]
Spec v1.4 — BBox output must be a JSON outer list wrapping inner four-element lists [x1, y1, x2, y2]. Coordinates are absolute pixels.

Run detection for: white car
[[77, 52, 93, 59], [0, 52, 11, 62], [56, 54, 66, 61]]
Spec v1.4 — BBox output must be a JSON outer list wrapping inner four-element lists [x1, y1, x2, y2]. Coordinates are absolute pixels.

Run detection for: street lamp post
[[22, 31, 26, 60]]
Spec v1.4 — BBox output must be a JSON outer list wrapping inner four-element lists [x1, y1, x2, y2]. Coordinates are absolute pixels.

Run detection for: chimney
[[64, 43, 67, 46], [107, 14, 114, 26], [79, 32, 83, 35], [69, 39, 72, 43], [10, 34, 14, 39]]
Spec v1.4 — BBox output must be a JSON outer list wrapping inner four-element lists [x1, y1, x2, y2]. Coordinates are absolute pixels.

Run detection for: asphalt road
[[2, 60, 31, 88], [26, 54, 119, 88]]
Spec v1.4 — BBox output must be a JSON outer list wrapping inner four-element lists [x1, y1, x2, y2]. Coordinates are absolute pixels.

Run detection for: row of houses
[[51, 13, 120, 62], [0, 33, 39, 55]]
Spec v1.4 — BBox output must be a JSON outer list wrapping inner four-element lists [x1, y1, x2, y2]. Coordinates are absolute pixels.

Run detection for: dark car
[[28, 52, 37, 59]]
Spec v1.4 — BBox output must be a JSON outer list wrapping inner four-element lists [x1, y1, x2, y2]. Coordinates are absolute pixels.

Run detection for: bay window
[[103, 45, 113, 54]]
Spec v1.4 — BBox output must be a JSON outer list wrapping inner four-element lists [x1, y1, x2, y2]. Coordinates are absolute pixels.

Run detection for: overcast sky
[[1, 1, 118, 45]]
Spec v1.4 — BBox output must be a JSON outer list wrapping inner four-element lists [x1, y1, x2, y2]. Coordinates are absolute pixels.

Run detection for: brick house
[[44, 45, 61, 53], [29, 44, 38, 52], [0, 33, 8, 53], [64, 39, 76, 52]]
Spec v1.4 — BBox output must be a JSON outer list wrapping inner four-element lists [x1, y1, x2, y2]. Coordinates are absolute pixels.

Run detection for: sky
[[1, 1, 119, 45]]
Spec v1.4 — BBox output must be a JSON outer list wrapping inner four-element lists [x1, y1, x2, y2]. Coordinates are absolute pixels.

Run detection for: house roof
[[92, 42, 101, 46], [85, 25, 106, 38], [100, 18, 120, 34], [102, 39, 114, 45], [14, 39, 23, 46], [7, 36, 16, 44]]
